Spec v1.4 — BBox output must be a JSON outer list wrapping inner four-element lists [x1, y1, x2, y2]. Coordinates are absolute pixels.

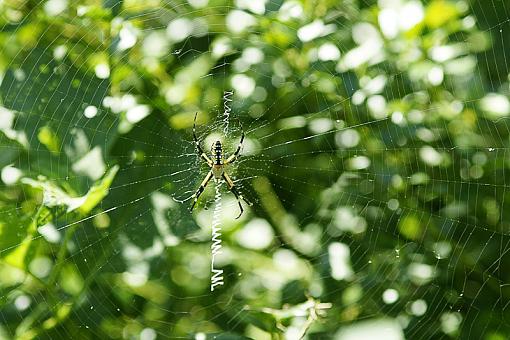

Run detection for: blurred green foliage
[[1, 0, 510, 339]]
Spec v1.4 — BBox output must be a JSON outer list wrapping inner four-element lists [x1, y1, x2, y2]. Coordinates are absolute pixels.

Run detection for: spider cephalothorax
[[190, 112, 252, 219]]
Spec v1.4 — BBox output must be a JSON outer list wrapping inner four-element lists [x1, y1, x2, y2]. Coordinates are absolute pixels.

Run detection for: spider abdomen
[[213, 141, 223, 165], [211, 140, 225, 178]]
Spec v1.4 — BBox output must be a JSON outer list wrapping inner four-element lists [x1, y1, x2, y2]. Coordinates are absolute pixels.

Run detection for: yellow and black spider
[[190, 112, 252, 219]]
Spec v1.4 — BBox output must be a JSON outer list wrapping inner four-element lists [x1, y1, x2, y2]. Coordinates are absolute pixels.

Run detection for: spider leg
[[190, 170, 213, 211], [222, 172, 252, 219], [193, 112, 213, 167], [225, 131, 245, 164]]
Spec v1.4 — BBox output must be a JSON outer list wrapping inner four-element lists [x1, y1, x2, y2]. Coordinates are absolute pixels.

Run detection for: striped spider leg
[[222, 172, 252, 219]]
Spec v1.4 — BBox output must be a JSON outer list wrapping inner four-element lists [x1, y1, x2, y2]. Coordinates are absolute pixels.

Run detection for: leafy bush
[[1, 0, 510, 339]]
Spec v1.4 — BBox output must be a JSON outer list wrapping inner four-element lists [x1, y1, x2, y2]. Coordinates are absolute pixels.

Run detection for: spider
[[190, 112, 252, 219]]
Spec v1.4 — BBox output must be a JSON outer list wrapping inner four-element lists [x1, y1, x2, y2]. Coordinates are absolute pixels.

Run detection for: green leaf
[[21, 165, 119, 215], [78, 165, 119, 214], [425, 0, 459, 29], [205, 333, 252, 340], [0, 206, 41, 268], [398, 214, 422, 241], [0, 207, 30, 259]]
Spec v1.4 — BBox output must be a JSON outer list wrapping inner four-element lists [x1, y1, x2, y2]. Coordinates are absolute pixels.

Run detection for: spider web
[[0, 0, 510, 339]]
